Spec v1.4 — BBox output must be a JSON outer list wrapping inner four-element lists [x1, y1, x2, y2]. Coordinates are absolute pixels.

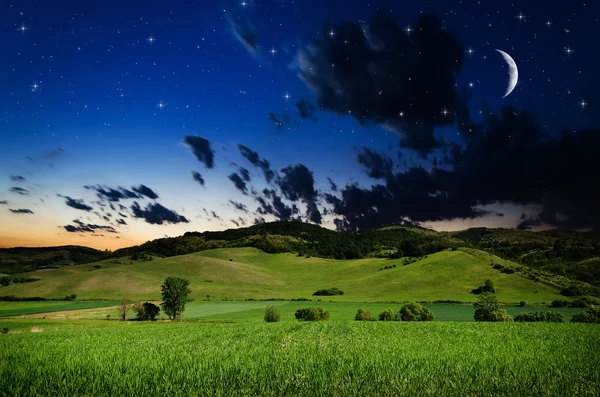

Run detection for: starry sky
[[1, 0, 599, 250]]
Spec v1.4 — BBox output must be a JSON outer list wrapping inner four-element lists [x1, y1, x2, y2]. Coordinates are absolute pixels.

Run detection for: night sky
[[1, 0, 599, 250]]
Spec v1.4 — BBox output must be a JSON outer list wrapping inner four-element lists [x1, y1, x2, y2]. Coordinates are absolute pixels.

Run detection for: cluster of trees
[[312, 288, 344, 296], [471, 279, 496, 295], [372, 303, 435, 322], [571, 307, 600, 323], [115, 277, 193, 322], [0, 276, 40, 287], [0, 246, 110, 274]]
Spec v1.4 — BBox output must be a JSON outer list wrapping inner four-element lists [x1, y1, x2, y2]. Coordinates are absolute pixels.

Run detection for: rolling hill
[[0, 247, 569, 303]]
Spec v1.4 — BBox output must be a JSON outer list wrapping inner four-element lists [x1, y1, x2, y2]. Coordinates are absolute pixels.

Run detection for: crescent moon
[[495, 49, 518, 98]]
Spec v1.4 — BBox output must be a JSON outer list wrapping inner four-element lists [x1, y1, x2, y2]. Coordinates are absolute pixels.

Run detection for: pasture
[[1, 319, 598, 396]]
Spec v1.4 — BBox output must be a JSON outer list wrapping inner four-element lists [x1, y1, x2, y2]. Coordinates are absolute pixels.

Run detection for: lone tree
[[473, 292, 512, 322], [161, 277, 193, 320], [133, 301, 161, 321], [117, 298, 131, 321]]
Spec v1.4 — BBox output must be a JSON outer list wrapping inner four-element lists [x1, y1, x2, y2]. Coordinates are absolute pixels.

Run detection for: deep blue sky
[[1, 0, 598, 249]]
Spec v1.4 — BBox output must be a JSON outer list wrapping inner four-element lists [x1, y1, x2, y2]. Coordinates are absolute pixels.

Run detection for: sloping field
[[0, 247, 565, 303]]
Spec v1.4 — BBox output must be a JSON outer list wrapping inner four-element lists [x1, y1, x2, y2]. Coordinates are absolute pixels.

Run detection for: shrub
[[471, 279, 495, 295], [473, 292, 512, 322], [295, 307, 329, 321], [312, 288, 344, 296], [399, 302, 434, 321], [378, 309, 396, 322], [0, 328, 9, 334], [571, 307, 600, 323], [93, 265, 102, 269], [514, 311, 565, 322], [264, 305, 280, 322], [355, 308, 373, 321], [519, 301, 526, 307], [501, 267, 516, 274], [551, 300, 569, 308], [493, 264, 503, 270], [569, 300, 587, 308]]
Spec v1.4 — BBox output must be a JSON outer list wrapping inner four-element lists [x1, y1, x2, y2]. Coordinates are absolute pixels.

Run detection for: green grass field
[[0, 247, 567, 303], [1, 320, 598, 396], [0, 301, 118, 317]]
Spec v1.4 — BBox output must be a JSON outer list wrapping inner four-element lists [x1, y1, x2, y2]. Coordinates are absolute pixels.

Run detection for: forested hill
[[0, 246, 110, 275], [114, 222, 467, 260]]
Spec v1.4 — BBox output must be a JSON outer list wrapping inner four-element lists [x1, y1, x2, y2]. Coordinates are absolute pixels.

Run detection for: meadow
[[0, 247, 567, 303], [1, 319, 598, 396]]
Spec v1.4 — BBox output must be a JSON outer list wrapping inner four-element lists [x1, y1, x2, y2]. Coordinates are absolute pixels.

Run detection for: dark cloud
[[237, 217, 247, 226], [64, 219, 118, 234], [229, 200, 248, 213], [132, 185, 159, 200], [327, 177, 338, 192], [238, 144, 275, 183], [0, 200, 7, 205], [267, 112, 291, 131], [131, 202, 189, 225], [326, 107, 600, 231], [228, 14, 259, 58], [279, 164, 321, 223], [9, 208, 34, 214], [357, 148, 393, 179], [103, 215, 110, 222], [254, 216, 266, 225], [61, 196, 93, 212], [43, 148, 64, 159], [295, 99, 317, 120], [239, 167, 251, 182], [256, 188, 298, 222], [192, 171, 205, 186], [516, 217, 542, 231], [10, 187, 29, 195], [84, 185, 142, 202], [119, 204, 127, 211], [228, 172, 248, 194], [297, 12, 466, 154], [116, 218, 127, 225], [230, 219, 240, 227], [10, 175, 26, 182], [118, 212, 128, 218], [184, 136, 215, 168], [211, 211, 221, 220]]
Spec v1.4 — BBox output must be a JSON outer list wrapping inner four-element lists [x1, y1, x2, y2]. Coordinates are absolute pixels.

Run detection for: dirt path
[[13, 305, 120, 319]]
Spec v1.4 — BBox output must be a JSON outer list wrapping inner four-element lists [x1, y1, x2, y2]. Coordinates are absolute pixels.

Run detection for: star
[[30, 82, 40, 92], [441, 108, 450, 117], [328, 29, 336, 38], [269, 47, 277, 56], [18, 24, 27, 33], [147, 35, 155, 44], [466, 47, 475, 56], [579, 99, 588, 109], [157, 101, 166, 110], [564, 46, 574, 56], [283, 92, 291, 101], [469, 82, 474, 88], [546, 20, 552, 27], [240, 0, 248, 7], [516, 12, 526, 22], [405, 26, 412, 35]]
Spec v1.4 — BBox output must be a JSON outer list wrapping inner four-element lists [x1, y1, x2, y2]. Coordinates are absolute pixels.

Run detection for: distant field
[[0, 247, 567, 303], [0, 320, 598, 396], [0, 301, 118, 317], [1, 301, 586, 323]]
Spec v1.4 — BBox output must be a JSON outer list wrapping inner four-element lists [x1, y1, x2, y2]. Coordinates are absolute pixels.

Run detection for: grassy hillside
[[0, 247, 566, 303]]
